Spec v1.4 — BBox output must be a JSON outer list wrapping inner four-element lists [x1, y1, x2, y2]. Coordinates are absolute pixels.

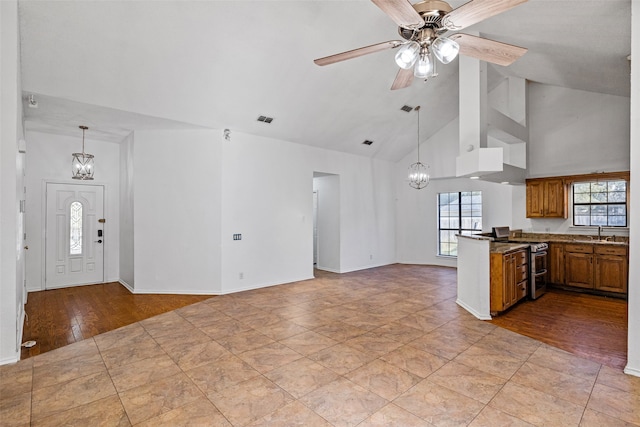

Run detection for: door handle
[[24, 245, 29, 250], [95, 240, 102, 244]]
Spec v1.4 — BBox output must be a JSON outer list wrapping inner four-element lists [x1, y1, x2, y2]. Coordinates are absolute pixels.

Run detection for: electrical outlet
[[233, 234, 242, 240], [239, 272, 244, 280]]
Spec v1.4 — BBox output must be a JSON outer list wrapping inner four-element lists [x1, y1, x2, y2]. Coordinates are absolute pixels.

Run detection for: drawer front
[[516, 281, 527, 300], [514, 250, 528, 266], [565, 244, 593, 254], [595, 245, 627, 256], [516, 265, 528, 282]]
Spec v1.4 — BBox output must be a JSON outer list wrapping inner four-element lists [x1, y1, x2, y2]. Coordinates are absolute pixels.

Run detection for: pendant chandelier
[[71, 125, 94, 180], [408, 106, 430, 189]]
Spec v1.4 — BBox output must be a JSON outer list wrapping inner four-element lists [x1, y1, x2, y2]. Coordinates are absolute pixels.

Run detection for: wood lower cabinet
[[491, 248, 528, 314], [564, 244, 594, 289], [594, 246, 628, 293], [526, 178, 567, 218], [564, 243, 628, 294], [548, 242, 565, 285]]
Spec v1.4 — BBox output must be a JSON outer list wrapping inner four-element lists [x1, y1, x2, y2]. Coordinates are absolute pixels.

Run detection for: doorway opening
[[313, 172, 340, 273]]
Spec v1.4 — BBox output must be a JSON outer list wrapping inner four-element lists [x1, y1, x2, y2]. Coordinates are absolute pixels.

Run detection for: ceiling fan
[[314, 0, 528, 90]]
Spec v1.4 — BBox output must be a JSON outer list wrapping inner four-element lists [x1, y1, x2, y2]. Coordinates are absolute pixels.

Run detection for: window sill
[[568, 226, 629, 235]]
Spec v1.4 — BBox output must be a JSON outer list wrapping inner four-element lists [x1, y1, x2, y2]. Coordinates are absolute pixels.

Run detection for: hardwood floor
[[20, 275, 628, 371], [20, 282, 211, 359], [490, 287, 628, 369]]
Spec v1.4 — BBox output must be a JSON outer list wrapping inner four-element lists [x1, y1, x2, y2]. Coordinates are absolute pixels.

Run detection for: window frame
[[437, 191, 483, 257], [571, 178, 628, 227]]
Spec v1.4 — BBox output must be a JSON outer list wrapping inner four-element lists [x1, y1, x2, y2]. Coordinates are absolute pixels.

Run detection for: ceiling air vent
[[400, 105, 414, 113], [362, 140, 373, 146], [257, 115, 274, 124]]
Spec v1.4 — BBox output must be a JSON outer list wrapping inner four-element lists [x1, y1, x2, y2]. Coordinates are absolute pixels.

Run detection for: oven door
[[530, 250, 548, 299], [532, 251, 548, 275], [531, 272, 547, 299]]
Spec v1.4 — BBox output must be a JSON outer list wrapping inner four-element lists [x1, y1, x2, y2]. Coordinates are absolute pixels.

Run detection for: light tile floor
[[2, 265, 639, 426]]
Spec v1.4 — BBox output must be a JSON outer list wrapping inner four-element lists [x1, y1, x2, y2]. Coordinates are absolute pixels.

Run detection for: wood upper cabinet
[[526, 178, 567, 218], [490, 248, 528, 314], [548, 242, 565, 285], [526, 180, 544, 217]]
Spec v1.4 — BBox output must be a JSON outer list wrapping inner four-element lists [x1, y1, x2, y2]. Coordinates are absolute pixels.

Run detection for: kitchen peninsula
[[456, 232, 629, 320]]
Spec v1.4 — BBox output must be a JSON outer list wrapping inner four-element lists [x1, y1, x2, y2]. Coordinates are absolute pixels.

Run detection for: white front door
[[45, 183, 104, 289]]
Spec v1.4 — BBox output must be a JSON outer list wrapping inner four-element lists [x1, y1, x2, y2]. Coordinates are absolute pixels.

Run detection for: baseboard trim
[[623, 365, 640, 378], [456, 298, 492, 320], [119, 280, 134, 293], [0, 353, 20, 366], [127, 288, 215, 296], [216, 276, 316, 295], [316, 262, 395, 275]]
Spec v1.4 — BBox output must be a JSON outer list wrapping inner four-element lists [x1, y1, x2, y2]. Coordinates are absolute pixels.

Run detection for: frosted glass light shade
[[395, 42, 420, 69], [72, 153, 94, 180], [432, 37, 460, 64], [414, 53, 433, 78]]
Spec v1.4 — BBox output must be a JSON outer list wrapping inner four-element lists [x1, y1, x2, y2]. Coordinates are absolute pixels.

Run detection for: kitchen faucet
[[598, 225, 602, 240]]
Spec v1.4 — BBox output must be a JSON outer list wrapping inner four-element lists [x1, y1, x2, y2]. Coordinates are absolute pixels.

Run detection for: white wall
[[396, 175, 513, 267], [20, 125, 397, 298], [336, 156, 396, 273], [218, 131, 397, 292], [220, 133, 312, 291], [314, 175, 340, 273], [0, 0, 25, 364], [396, 115, 514, 267], [513, 83, 631, 234], [528, 83, 630, 178], [119, 132, 134, 288], [626, 0, 639, 377], [133, 129, 222, 294], [24, 131, 121, 290], [420, 118, 459, 180]]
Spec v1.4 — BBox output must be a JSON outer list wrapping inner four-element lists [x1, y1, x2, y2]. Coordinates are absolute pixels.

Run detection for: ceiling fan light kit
[[395, 41, 421, 69], [413, 51, 434, 78], [314, 0, 528, 90], [432, 36, 459, 64]]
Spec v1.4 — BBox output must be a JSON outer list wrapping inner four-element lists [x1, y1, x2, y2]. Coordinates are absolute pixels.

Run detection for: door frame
[[41, 180, 109, 290]]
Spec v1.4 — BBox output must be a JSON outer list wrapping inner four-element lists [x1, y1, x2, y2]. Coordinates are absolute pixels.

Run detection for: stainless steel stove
[[528, 242, 548, 299]]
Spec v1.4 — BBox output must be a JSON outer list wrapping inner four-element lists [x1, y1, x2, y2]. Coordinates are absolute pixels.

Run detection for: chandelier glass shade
[[408, 106, 430, 190], [72, 125, 94, 180]]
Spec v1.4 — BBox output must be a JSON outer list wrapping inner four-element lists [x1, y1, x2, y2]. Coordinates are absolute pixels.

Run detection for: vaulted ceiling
[[19, 0, 631, 162]]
